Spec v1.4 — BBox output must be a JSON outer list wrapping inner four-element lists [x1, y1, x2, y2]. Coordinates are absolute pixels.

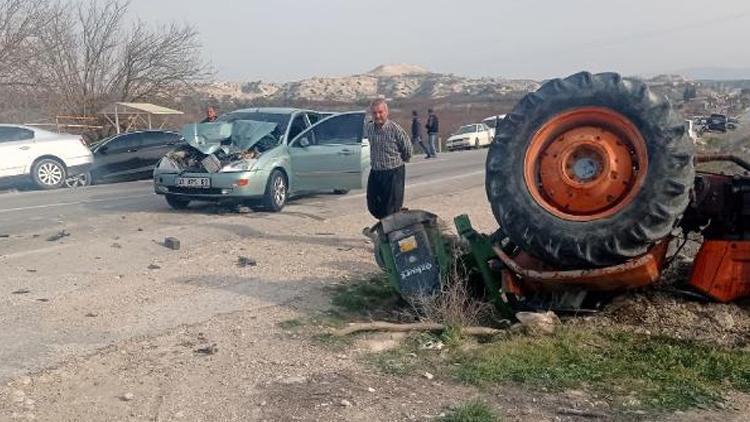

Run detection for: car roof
[[227, 107, 315, 115]]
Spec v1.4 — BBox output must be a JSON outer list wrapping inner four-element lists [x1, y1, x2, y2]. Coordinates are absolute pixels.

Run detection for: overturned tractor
[[375, 72, 750, 312]]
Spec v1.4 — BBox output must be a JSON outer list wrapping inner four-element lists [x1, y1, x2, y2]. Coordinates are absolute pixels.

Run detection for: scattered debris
[[235, 205, 252, 214], [36, 298, 49, 302], [279, 376, 308, 385], [333, 322, 502, 337], [420, 340, 444, 351], [46, 230, 70, 242], [163, 237, 181, 250], [120, 392, 135, 402], [137, 228, 143, 232], [111, 243, 122, 249], [85, 312, 98, 318], [557, 408, 608, 418], [194, 343, 218, 355], [340, 399, 352, 407], [515, 311, 561, 336], [315, 232, 335, 236], [147, 264, 161, 270], [237, 256, 257, 268], [367, 387, 376, 393], [337, 247, 354, 251], [0, 234, 9, 238], [11, 289, 30, 295], [26, 269, 37, 273], [423, 372, 434, 380]]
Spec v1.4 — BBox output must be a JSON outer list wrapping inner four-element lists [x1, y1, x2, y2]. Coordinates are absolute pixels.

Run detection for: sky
[[128, 0, 750, 82]]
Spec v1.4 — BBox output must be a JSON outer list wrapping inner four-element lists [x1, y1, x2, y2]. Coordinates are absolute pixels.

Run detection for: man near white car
[[364, 99, 412, 220]]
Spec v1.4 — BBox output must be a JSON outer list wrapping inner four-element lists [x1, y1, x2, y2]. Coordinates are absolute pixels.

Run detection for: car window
[[287, 114, 309, 141], [142, 132, 179, 147], [306, 113, 322, 125], [0, 126, 34, 143], [106, 133, 143, 152], [305, 113, 364, 146]]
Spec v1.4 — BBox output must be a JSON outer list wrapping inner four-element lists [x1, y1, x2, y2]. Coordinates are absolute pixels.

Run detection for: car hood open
[[181, 120, 278, 155]]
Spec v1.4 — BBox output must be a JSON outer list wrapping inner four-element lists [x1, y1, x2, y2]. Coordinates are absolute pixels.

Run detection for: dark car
[[87, 130, 184, 184], [707, 114, 728, 133]]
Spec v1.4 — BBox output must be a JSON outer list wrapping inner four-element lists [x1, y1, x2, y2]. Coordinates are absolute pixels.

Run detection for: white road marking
[[0, 194, 154, 214]]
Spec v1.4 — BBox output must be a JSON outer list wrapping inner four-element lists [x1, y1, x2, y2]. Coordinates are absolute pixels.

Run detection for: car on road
[[153, 107, 369, 212], [445, 123, 493, 151], [482, 114, 506, 139], [0, 124, 93, 190], [84, 130, 184, 185]]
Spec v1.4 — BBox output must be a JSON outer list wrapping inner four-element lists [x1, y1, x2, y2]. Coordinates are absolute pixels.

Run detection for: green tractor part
[[372, 210, 514, 317]]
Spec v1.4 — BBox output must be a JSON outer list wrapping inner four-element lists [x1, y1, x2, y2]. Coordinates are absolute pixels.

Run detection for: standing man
[[365, 99, 413, 220], [425, 108, 439, 158], [201, 106, 217, 123], [410, 110, 428, 158]]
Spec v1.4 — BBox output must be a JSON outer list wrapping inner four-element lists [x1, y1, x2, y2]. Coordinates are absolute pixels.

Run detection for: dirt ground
[[2, 185, 750, 421]]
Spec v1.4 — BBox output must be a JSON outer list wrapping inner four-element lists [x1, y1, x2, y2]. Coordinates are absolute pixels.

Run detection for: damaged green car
[[153, 108, 369, 211]]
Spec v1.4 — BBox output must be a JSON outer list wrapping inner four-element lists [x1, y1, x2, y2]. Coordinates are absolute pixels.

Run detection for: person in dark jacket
[[425, 108, 439, 158], [410, 110, 428, 158], [201, 107, 217, 123]]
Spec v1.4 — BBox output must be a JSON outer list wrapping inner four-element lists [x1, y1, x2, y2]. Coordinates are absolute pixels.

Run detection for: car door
[[287, 112, 366, 192], [94, 133, 143, 182], [140, 132, 182, 178], [0, 126, 35, 177]]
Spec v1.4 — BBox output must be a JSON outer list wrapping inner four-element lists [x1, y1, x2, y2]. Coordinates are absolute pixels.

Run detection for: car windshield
[[217, 112, 291, 139], [456, 125, 476, 135]]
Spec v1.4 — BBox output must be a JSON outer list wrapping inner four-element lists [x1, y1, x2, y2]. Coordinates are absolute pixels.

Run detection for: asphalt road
[[0, 149, 490, 382], [0, 149, 488, 239]]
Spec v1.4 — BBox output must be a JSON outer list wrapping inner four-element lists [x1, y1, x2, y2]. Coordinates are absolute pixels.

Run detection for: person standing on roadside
[[365, 99, 413, 220], [201, 106, 217, 123], [410, 110, 428, 158], [425, 108, 439, 158]]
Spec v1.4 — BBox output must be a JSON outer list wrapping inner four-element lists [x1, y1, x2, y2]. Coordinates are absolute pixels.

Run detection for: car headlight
[[220, 159, 258, 173], [156, 157, 179, 172]]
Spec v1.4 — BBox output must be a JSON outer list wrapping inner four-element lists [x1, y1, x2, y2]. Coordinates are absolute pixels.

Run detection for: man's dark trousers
[[367, 165, 405, 220]]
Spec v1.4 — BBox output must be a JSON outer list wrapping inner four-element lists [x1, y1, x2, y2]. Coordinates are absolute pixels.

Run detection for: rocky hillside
[[200, 64, 540, 104]]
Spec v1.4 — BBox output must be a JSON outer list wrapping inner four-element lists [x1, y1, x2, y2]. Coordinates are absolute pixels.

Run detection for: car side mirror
[[299, 137, 311, 148]]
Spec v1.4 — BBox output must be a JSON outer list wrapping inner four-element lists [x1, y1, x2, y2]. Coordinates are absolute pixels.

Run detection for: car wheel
[[165, 194, 190, 210], [333, 189, 349, 195], [261, 169, 287, 212], [64, 171, 91, 188], [31, 158, 66, 189]]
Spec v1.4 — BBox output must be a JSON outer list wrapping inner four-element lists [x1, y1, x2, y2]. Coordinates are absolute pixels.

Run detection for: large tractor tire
[[486, 72, 694, 268]]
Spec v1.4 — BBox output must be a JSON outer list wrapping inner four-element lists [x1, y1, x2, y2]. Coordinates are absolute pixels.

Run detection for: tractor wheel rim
[[523, 107, 648, 221], [273, 176, 286, 205], [39, 162, 63, 185]]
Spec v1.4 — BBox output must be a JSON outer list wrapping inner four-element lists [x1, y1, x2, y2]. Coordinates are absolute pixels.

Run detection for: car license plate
[[176, 177, 211, 188]]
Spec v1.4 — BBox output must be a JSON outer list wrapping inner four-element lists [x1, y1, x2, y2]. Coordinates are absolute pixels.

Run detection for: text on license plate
[[176, 177, 211, 188]]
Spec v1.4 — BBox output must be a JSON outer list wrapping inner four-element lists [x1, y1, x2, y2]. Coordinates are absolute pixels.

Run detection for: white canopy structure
[[100, 102, 184, 134]]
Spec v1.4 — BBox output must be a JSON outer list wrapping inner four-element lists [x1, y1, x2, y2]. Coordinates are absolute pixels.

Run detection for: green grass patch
[[330, 274, 400, 315], [452, 327, 750, 411], [441, 400, 502, 422]]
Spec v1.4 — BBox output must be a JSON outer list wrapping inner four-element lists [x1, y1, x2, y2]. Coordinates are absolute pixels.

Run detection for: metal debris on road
[[147, 264, 161, 270], [237, 256, 257, 267], [46, 230, 70, 242], [163, 237, 181, 250], [11, 289, 30, 295], [194, 343, 218, 355]]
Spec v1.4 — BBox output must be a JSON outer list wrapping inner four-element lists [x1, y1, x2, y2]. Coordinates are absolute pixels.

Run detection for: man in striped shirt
[[365, 98, 413, 219]]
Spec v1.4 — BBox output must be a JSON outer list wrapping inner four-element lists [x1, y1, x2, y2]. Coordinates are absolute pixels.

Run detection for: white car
[[0, 124, 94, 189], [445, 123, 493, 151], [482, 114, 506, 140]]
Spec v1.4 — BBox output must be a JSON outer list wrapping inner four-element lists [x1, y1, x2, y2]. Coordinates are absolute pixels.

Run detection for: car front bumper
[[153, 170, 268, 201], [446, 138, 471, 149]]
